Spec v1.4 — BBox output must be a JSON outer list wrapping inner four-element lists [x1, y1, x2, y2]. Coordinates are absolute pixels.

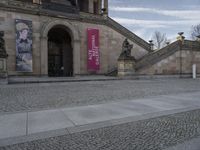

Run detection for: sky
[[109, 0, 200, 42]]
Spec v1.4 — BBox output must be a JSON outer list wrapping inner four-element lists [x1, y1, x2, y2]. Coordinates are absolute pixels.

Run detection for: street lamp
[[177, 32, 185, 78], [166, 41, 170, 46], [101, 8, 107, 15], [149, 40, 154, 51], [196, 35, 200, 42]]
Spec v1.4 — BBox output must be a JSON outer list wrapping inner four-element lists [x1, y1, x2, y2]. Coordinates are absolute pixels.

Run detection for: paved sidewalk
[[1, 91, 200, 147], [8, 76, 119, 84], [165, 136, 200, 150], [1, 79, 200, 113]]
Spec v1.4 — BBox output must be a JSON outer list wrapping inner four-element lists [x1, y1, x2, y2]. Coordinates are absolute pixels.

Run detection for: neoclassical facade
[[1, 0, 199, 79], [0, 0, 149, 77]]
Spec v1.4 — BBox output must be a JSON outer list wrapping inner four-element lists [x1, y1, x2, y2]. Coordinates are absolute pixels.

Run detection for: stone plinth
[[0, 31, 8, 83], [118, 57, 135, 76], [0, 58, 7, 78]]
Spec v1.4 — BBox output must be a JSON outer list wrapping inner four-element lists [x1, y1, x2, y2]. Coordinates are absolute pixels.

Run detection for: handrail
[[136, 41, 180, 70], [136, 40, 200, 71], [107, 17, 151, 52]]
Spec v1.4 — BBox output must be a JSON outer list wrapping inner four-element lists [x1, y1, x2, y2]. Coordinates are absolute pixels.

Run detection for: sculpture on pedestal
[[117, 38, 136, 76], [119, 38, 135, 60]]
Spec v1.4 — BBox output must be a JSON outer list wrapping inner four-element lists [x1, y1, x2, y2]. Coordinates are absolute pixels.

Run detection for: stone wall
[[78, 22, 147, 74], [0, 9, 148, 76], [138, 49, 200, 76]]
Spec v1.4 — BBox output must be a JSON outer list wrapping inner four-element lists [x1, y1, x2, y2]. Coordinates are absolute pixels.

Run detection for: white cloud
[[110, 7, 200, 20], [112, 17, 200, 29], [134, 28, 147, 37]]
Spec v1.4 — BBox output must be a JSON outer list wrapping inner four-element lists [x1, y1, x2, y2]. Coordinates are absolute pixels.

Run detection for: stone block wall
[[78, 22, 148, 74], [138, 50, 200, 76], [0, 9, 148, 76]]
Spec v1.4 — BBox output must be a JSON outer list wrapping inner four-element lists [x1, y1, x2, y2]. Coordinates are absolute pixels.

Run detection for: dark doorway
[[48, 26, 73, 77]]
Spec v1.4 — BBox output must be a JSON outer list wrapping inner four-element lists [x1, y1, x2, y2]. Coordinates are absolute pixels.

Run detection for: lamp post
[[177, 32, 185, 78], [166, 41, 170, 46], [149, 40, 154, 51], [196, 35, 200, 42], [101, 8, 107, 14]]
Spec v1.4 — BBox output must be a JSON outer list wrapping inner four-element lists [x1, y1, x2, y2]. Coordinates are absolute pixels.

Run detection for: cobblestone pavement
[[1, 109, 200, 150], [1, 79, 200, 113]]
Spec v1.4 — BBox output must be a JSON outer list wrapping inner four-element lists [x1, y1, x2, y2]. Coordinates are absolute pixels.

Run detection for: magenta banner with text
[[87, 28, 100, 71]]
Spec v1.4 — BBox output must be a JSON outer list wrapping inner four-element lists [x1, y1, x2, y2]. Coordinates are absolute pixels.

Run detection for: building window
[[93, 1, 98, 14], [78, 0, 89, 13]]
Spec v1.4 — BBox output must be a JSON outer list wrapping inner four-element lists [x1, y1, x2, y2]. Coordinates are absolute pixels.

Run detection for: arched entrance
[[48, 26, 73, 77]]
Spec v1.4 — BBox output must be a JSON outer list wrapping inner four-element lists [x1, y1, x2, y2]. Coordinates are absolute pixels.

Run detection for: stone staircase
[[80, 16, 152, 52], [107, 17, 151, 51], [136, 40, 200, 71], [135, 41, 180, 71], [105, 67, 118, 76]]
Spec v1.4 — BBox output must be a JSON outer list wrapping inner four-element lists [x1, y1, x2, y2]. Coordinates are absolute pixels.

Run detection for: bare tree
[[152, 31, 167, 50], [191, 24, 200, 40]]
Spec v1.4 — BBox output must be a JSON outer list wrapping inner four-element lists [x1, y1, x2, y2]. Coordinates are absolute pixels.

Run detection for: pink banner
[[87, 28, 100, 71]]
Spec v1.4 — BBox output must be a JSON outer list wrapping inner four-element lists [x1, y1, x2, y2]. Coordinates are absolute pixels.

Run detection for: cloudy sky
[[109, 0, 200, 42]]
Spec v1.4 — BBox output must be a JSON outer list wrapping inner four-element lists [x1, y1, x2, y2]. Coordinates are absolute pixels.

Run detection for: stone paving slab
[[28, 109, 74, 134], [0, 113, 26, 139], [163, 93, 200, 103], [61, 104, 140, 125], [164, 136, 200, 150], [112, 101, 162, 114], [135, 98, 185, 110]]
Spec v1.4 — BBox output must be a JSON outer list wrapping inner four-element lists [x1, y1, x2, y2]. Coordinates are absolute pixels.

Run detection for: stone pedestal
[[118, 58, 135, 77], [0, 58, 7, 78], [0, 31, 8, 84]]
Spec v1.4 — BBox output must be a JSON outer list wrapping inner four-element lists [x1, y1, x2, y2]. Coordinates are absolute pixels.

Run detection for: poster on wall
[[87, 28, 100, 72], [15, 19, 33, 72]]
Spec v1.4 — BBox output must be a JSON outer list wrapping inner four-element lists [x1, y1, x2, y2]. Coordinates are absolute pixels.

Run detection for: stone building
[[0, 0, 200, 80], [0, 0, 150, 78]]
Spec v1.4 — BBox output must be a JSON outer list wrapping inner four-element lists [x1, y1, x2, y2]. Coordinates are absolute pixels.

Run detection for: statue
[[0, 31, 7, 58], [117, 39, 136, 76], [119, 38, 134, 59]]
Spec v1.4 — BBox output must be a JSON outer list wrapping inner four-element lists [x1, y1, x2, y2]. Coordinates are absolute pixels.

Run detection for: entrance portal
[[48, 26, 73, 77]]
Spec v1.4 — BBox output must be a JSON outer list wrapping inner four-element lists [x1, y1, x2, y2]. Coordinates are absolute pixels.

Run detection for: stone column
[[40, 36, 48, 76], [98, 0, 102, 14], [88, 0, 94, 13], [103, 0, 108, 15], [73, 39, 81, 75]]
